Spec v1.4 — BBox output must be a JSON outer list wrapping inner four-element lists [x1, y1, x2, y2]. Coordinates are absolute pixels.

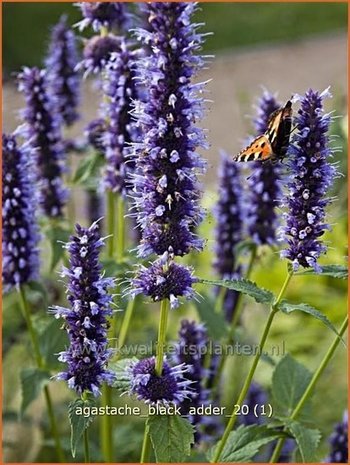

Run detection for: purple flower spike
[[131, 250, 197, 309], [78, 34, 120, 76], [102, 42, 142, 195], [127, 356, 193, 405], [85, 118, 107, 153], [18, 67, 69, 218], [2, 134, 40, 291], [131, 2, 209, 257], [325, 410, 348, 463], [173, 320, 219, 442], [214, 152, 245, 321], [247, 91, 282, 246], [50, 221, 115, 397], [280, 88, 336, 272], [76, 2, 131, 32], [45, 15, 80, 126]]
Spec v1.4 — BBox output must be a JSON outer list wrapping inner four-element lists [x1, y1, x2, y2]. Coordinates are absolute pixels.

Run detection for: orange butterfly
[[233, 100, 293, 163]]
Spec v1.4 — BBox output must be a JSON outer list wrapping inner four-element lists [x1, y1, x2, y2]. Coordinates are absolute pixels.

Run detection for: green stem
[[106, 190, 115, 257], [140, 299, 170, 462], [115, 194, 125, 262], [101, 384, 113, 462], [212, 271, 293, 463], [155, 299, 170, 375], [270, 315, 348, 463], [115, 297, 136, 355], [140, 422, 152, 464], [209, 246, 257, 394], [18, 286, 65, 462], [84, 427, 90, 463]]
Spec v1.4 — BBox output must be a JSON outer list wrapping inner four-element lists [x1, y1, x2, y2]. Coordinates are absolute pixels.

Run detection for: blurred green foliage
[[3, 2, 347, 73]]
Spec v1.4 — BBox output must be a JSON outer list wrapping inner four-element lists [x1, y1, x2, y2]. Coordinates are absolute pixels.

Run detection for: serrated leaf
[[287, 421, 321, 462], [148, 414, 194, 462], [208, 424, 284, 462], [278, 300, 344, 342], [272, 354, 312, 418], [39, 318, 69, 369], [68, 397, 96, 458], [72, 151, 104, 185], [296, 264, 348, 279], [194, 295, 228, 339], [20, 367, 51, 415], [46, 225, 70, 271], [110, 357, 138, 391], [197, 278, 275, 304]]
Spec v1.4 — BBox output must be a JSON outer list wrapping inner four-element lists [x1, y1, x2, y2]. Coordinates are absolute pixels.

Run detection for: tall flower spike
[[130, 250, 197, 309], [214, 152, 245, 321], [280, 88, 336, 272], [2, 134, 40, 291], [173, 320, 219, 443], [45, 15, 80, 127], [131, 2, 208, 257], [325, 410, 348, 463], [127, 356, 193, 405], [102, 42, 142, 195], [50, 221, 115, 397], [76, 2, 131, 32], [246, 91, 282, 245], [18, 67, 68, 218]]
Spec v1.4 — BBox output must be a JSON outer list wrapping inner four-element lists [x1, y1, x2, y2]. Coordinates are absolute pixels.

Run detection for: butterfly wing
[[233, 135, 273, 162], [266, 100, 292, 157]]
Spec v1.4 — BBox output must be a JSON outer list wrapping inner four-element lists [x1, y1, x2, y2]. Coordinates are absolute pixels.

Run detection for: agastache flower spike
[[127, 356, 193, 405], [45, 15, 80, 126], [76, 2, 131, 33], [246, 91, 282, 245], [280, 88, 336, 272], [214, 152, 245, 321], [50, 221, 115, 397], [325, 410, 348, 463], [18, 67, 68, 217], [173, 320, 218, 442], [85, 118, 108, 153], [131, 2, 208, 257], [2, 134, 40, 291], [102, 42, 142, 195], [130, 249, 197, 309], [77, 34, 120, 77]]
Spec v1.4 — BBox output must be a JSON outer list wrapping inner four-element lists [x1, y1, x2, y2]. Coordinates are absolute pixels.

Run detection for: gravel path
[[3, 32, 346, 185]]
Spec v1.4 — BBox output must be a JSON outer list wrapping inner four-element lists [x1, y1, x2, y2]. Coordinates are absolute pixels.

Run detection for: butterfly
[[233, 99, 293, 163]]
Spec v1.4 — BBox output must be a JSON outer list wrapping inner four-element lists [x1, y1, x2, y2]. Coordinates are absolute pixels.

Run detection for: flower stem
[[211, 270, 293, 463], [101, 384, 113, 462], [106, 190, 115, 257], [140, 298, 170, 462], [155, 299, 170, 375], [18, 285, 65, 462], [84, 426, 90, 463], [115, 194, 125, 262], [209, 245, 257, 394], [115, 297, 136, 356], [270, 315, 348, 463]]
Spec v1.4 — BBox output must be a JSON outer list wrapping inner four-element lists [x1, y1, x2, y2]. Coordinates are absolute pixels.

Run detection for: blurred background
[[3, 2, 348, 463]]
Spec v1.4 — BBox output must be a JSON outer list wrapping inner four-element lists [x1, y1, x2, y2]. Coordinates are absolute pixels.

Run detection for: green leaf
[[208, 424, 284, 462], [20, 367, 51, 415], [272, 354, 312, 418], [197, 278, 275, 304], [46, 225, 70, 271], [194, 295, 228, 339], [296, 264, 348, 279], [148, 414, 194, 462], [287, 421, 321, 462], [110, 357, 138, 391], [101, 258, 131, 278], [278, 300, 344, 342], [72, 151, 104, 185], [39, 318, 69, 369], [68, 397, 96, 458]]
